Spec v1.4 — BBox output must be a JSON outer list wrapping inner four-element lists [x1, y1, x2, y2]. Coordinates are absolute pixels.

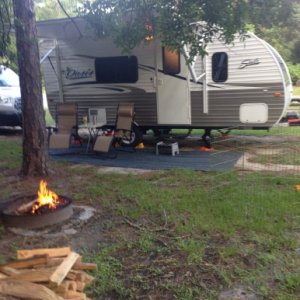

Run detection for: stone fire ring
[[1, 195, 73, 229]]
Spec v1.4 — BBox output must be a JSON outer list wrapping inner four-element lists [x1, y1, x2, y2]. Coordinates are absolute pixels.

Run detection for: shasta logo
[[62, 67, 94, 80], [239, 58, 260, 69]]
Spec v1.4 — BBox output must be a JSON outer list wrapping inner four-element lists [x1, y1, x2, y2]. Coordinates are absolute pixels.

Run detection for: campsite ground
[[0, 130, 300, 299]]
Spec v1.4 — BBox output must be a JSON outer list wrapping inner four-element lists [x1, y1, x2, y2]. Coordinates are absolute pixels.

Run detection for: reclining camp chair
[[48, 103, 81, 149], [93, 102, 135, 157]]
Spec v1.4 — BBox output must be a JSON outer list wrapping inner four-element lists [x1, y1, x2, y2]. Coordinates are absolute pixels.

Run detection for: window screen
[[95, 56, 138, 83], [212, 52, 228, 82], [162, 48, 180, 75]]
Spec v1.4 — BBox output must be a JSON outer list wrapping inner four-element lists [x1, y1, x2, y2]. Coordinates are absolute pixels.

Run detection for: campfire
[[17, 180, 66, 215], [32, 180, 60, 213], [1, 180, 73, 229]]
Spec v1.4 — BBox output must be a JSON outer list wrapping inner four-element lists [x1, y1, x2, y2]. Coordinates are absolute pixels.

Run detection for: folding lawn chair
[[93, 102, 135, 157], [48, 103, 81, 149]]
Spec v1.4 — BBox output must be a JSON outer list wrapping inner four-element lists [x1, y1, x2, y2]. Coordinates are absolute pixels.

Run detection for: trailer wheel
[[121, 123, 143, 147]]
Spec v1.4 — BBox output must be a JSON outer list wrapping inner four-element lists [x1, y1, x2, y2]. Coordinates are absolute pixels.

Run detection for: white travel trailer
[[37, 18, 292, 146]]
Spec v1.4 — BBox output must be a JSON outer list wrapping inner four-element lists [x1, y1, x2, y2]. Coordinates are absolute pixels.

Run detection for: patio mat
[[49, 147, 242, 171]]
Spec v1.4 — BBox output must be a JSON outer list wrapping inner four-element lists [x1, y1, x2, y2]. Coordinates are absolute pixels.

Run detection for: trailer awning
[[36, 17, 89, 40]]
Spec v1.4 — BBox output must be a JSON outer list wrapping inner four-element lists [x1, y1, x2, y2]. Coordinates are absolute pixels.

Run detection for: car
[[0, 65, 22, 127]]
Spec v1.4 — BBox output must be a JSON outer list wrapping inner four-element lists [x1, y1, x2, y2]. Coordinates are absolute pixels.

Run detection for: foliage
[[0, 35, 18, 72], [0, 0, 299, 66], [78, 0, 299, 61], [258, 26, 294, 62], [35, 0, 83, 21], [0, 0, 84, 66], [292, 40, 300, 63], [246, 0, 295, 30], [0, 0, 16, 67], [79, 0, 249, 59], [288, 63, 300, 85], [253, 1, 300, 64]]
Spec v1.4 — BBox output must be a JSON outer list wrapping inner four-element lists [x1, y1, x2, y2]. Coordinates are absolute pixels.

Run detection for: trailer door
[[156, 46, 191, 125]]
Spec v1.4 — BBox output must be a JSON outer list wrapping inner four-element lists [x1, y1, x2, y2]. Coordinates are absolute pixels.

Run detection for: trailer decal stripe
[[63, 82, 125, 92], [138, 63, 224, 89]]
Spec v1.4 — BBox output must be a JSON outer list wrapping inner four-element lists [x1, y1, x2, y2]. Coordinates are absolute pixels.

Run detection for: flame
[[31, 180, 60, 214]]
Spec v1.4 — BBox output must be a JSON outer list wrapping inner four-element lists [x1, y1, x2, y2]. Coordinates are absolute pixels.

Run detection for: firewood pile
[[0, 247, 97, 300]]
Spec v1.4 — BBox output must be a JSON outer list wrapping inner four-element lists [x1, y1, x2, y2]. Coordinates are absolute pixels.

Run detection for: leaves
[[0, 0, 13, 58], [35, 0, 81, 20], [79, 0, 249, 59]]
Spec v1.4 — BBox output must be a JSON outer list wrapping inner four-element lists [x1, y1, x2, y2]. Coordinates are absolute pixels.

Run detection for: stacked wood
[[0, 247, 97, 300]]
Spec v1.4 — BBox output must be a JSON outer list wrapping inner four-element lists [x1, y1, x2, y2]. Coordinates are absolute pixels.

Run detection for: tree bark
[[12, 0, 48, 177]]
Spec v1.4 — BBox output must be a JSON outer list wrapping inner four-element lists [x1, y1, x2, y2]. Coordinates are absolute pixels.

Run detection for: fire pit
[[1, 180, 73, 229]]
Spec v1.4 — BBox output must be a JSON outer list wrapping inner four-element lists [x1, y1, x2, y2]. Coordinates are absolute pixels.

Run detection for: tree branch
[[56, 0, 82, 38]]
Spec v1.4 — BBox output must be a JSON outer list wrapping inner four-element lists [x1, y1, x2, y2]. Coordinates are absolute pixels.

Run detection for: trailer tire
[[121, 123, 143, 148]]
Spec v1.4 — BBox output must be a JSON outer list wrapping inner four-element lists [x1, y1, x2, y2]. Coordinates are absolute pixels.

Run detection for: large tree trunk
[[13, 0, 48, 177]]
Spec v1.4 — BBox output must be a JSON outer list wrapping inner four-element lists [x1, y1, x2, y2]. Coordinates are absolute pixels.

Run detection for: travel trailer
[[37, 18, 292, 146]]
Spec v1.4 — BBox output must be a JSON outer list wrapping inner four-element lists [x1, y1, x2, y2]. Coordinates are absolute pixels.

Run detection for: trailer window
[[95, 56, 138, 83], [212, 52, 228, 82], [162, 48, 180, 75]]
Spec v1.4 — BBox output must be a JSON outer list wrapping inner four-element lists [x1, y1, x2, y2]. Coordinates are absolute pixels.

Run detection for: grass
[[83, 170, 300, 299], [293, 86, 300, 95], [0, 139, 22, 169], [171, 126, 300, 139], [45, 109, 55, 126], [109, 170, 299, 235], [0, 138, 300, 299]]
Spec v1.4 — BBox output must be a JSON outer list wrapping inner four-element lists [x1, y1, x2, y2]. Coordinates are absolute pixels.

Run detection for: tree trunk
[[13, 0, 48, 177]]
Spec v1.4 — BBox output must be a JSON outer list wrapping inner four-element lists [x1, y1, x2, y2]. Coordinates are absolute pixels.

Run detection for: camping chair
[[48, 103, 81, 149], [93, 103, 135, 157]]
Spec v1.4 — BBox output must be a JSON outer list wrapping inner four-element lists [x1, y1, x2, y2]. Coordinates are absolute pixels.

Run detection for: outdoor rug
[[49, 147, 242, 171]]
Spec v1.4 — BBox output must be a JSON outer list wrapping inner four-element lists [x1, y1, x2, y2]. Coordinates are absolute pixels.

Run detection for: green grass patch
[[172, 127, 300, 138], [83, 247, 129, 298], [0, 139, 22, 169], [229, 127, 299, 136], [293, 86, 300, 95], [79, 170, 300, 299], [45, 109, 55, 126], [176, 238, 205, 264], [101, 170, 300, 236]]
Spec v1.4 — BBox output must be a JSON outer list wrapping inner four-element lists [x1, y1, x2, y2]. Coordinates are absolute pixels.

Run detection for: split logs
[[16, 247, 71, 259], [0, 255, 48, 270], [0, 247, 97, 300]]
